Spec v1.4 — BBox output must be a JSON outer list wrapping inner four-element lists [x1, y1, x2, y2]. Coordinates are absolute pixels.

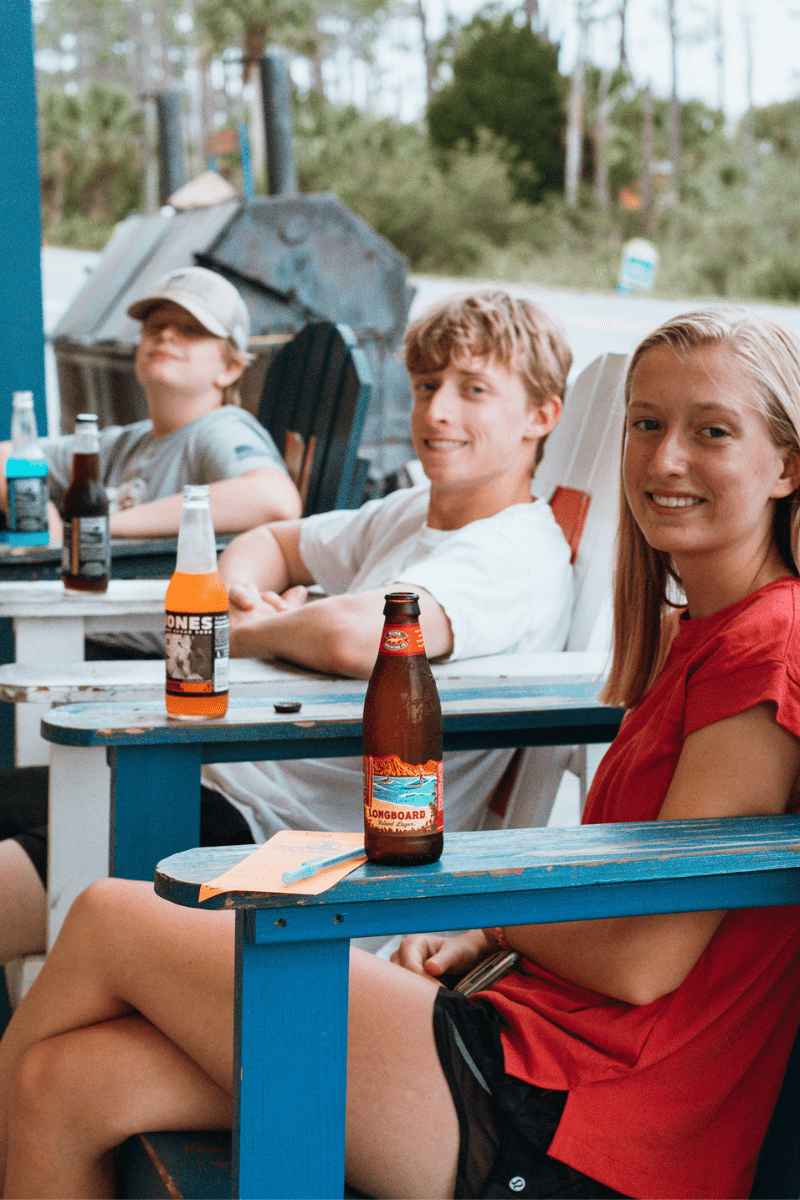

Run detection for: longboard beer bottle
[[61, 414, 110, 592], [165, 485, 229, 720], [5, 391, 49, 547], [363, 592, 443, 865]]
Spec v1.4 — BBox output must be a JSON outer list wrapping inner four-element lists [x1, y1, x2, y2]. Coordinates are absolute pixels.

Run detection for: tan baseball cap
[[127, 266, 250, 353]]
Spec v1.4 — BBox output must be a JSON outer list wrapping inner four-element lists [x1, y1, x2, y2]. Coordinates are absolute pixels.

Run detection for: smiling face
[[409, 354, 560, 526], [134, 301, 241, 401], [623, 343, 800, 585]]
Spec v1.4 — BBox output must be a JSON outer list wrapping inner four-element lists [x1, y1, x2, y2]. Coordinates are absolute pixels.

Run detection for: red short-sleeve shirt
[[486, 578, 800, 1199]]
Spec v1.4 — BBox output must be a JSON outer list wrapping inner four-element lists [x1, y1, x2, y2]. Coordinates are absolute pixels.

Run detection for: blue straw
[[281, 846, 366, 885]]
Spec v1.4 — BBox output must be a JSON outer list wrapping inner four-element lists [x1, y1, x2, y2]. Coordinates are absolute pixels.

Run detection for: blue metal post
[[2, 1, 47, 439]]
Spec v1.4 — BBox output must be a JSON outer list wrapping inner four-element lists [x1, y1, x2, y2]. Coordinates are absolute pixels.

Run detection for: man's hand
[[228, 583, 309, 655], [391, 929, 498, 981], [228, 582, 308, 615]]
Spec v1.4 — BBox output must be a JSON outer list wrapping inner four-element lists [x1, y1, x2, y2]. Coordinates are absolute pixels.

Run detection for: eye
[[699, 425, 729, 439], [412, 379, 438, 396], [630, 417, 660, 432]]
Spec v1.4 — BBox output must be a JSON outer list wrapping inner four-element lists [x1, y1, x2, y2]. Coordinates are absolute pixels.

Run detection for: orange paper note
[[199, 830, 367, 901]]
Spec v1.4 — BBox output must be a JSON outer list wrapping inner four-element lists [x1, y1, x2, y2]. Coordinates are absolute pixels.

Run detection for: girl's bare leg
[[0, 877, 238, 1190], [4, 1014, 230, 1199], [0, 878, 460, 1199]]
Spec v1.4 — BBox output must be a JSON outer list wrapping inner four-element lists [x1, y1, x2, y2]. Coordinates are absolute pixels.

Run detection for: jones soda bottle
[[165, 485, 229, 720], [5, 391, 49, 546], [61, 414, 110, 592], [362, 592, 443, 865]]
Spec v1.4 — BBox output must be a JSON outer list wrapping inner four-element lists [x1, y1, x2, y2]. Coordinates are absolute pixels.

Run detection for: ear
[[771, 447, 800, 499], [214, 354, 246, 391], [524, 393, 562, 441]]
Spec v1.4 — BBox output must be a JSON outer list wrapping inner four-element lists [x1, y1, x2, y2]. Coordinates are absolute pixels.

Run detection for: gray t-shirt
[[41, 406, 286, 656], [42, 406, 286, 511]]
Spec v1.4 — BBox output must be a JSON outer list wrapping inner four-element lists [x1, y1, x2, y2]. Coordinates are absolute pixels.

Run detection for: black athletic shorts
[[0, 767, 253, 886], [433, 989, 630, 1199]]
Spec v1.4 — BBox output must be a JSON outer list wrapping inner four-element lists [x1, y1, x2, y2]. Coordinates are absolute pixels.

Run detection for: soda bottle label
[[8, 476, 48, 533], [363, 754, 443, 836], [62, 516, 110, 578], [165, 610, 230, 697], [379, 623, 425, 656]]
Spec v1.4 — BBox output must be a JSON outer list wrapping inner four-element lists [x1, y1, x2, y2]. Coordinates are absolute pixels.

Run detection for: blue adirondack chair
[[117, 817, 800, 1199], [257, 320, 372, 516]]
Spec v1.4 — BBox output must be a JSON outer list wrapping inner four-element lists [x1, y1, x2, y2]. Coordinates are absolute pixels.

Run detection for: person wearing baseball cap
[[0, 265, 301, 543]]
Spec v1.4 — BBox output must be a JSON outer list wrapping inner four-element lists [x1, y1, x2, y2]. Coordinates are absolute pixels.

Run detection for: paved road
[[43, 245, 800, 393], [410, 274, 800, 380]]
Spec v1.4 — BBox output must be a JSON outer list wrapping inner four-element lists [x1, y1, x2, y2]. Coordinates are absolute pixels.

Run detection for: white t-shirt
[[203, 486, 574, 839]]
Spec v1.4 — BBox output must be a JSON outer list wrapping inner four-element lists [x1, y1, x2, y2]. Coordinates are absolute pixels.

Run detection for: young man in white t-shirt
[[203, 289, 575, 840], [0, 290, 574, 976]]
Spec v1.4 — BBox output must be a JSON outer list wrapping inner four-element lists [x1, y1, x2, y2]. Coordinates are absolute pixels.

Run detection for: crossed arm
[[394, 702, 800, 1006], [218, 521, 454, 678], [0, 436, 302, 539]]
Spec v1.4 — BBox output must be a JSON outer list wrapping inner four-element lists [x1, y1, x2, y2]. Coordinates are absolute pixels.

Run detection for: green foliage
[[751, 100, 800, 157], [426, 10, 566, 204], [38, 84, 143, 241], [295, 95, 533, 271]]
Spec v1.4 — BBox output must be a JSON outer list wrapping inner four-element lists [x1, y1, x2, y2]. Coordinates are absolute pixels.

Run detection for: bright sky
[[350, 0, 800, 123]]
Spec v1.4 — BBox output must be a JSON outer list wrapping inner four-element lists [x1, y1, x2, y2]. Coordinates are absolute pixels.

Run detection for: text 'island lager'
[[362, 592, 443, 865], [61, 414, 110, 592], [165, 484, 229, 720]]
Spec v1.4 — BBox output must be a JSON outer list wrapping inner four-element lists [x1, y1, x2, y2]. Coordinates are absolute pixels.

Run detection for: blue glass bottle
[[5, 391, 49, 546]]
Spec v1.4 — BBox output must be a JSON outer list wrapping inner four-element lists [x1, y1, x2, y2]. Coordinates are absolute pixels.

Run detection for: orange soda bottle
[[165, 484, 229, 719]]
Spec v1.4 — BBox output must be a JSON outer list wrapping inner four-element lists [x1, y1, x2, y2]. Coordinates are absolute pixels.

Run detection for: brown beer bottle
[[363, 592, 443, 865], [61, 414, 110, 593]]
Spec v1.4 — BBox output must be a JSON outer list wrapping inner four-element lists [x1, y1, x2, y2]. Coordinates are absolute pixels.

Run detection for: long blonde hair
[[602, 306, 800, 710]]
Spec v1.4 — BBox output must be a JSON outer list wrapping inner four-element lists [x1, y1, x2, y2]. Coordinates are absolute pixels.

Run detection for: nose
[[648, 427, 688, 478], [426, 377, 460, 423]]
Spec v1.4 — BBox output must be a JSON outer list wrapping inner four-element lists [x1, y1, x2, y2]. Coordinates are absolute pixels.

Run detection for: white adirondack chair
[[478, 351, 629, 830]]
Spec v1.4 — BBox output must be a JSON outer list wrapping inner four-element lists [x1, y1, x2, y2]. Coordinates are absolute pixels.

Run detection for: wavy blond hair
[[603, 306, 800, 710]]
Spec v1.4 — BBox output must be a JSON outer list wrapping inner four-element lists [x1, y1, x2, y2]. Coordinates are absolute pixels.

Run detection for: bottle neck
[[175, 503, 218, 573], [378, 618, 426, 657], [73, 423, 99, 454], [11, 408, 42, 458]]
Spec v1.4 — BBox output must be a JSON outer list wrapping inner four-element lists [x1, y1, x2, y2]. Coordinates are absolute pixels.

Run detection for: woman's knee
[[10, 1033, 108, 1138]]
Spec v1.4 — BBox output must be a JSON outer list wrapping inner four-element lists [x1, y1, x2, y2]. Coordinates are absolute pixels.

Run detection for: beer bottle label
[[379, 622, 425, 656], [363, 754, 444, 836], [165, 611, 230, 697], [61, 516, 110, 578], [8, 476, 48, 532]]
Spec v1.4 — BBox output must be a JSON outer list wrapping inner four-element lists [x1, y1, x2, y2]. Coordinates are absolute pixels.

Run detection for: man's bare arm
[[108, 467, 302, 538], [229, 584, 453, 678]]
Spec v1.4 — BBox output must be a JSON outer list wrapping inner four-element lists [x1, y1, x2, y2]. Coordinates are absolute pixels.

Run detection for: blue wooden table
[[0, 535, 232, 582], [40, 672, 623, 943], [154, 815, 800, 1199]]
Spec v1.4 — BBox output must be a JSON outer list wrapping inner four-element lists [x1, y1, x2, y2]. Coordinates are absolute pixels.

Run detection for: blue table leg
[[235, 913, 350, 1199], [109, 744, 203, 881]]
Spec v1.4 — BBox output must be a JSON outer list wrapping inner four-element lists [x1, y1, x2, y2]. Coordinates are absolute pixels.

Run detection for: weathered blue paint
[[43, 679, 623, 886], [0, 537, 231, 583], [152, 817, 800, 1199], [258, 321, 372, 514], [110, 743, 202, 880], [2, 1, 47, 439], [235, 922, 349, 1199]]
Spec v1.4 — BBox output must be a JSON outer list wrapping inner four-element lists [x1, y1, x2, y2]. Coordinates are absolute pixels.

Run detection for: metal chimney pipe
[[155, 91, 188, 205], [259, 51, 299, 196]]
